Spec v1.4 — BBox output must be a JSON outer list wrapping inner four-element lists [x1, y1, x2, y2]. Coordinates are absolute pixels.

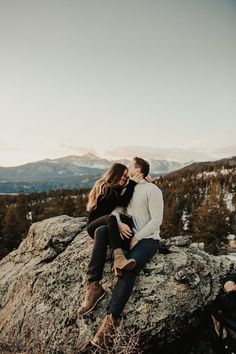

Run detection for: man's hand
[[224, 281, 236, 292], [130, 237, 139, 250], [118, 221, 133, 240]]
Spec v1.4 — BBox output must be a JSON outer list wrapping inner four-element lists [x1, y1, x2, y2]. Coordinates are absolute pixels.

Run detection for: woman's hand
[[118, 221, 133, 239], [130, 237, 138, 250], [224, 281, 236, 292], [129, 170, 144, 183]]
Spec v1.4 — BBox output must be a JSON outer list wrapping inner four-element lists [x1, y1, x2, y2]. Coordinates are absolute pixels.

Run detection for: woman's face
[[118, 169, 128, 186]]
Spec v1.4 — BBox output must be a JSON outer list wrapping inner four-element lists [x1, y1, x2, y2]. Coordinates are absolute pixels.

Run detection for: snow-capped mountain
[[55, 153, 111, 169], [0, 153, 188, 182], [0, 153, 189, 193]]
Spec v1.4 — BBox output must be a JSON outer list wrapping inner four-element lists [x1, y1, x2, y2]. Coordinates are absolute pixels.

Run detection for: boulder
[[0, 216, 234, 353]]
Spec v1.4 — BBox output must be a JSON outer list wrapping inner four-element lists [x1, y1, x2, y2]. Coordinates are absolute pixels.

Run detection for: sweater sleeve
[[110, 206, 124, 221], [117, 179, 137, 207], [134, 186, 164, 241]]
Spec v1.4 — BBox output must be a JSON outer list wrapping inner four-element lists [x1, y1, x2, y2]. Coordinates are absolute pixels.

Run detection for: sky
[[0, 0, 236, 166]]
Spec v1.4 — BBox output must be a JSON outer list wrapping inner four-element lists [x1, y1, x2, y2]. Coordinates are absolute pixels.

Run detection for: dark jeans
[[87, 213, 133, 251], [86, 223, 160, 319], [107, 237, 160, 319], [87, 223, 132, 282]]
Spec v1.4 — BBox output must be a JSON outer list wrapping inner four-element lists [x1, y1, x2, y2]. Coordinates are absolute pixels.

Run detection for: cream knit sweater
[[112, 178, 164, 241]]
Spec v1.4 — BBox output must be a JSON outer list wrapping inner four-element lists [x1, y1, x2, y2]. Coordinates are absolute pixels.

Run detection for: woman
[[86, 163, 143, 276]]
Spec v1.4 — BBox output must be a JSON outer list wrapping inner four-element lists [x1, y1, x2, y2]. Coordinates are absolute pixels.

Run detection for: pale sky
[[0, 0, 236, 166]]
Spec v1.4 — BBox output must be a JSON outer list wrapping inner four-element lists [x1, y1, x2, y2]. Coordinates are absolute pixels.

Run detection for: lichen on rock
[[0, 215, 234, 353]]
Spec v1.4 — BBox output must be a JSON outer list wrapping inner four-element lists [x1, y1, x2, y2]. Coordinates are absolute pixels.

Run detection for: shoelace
[[100, 316, 115, 333]]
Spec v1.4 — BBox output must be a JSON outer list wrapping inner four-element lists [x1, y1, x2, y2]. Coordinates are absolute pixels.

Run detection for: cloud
[[104, 145, 214, 163], [210, 144, 236, 158], [58, 144, 97, 155]]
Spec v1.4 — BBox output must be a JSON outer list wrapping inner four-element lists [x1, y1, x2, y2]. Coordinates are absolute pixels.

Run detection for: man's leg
[[107, 238, 160, 319], [87, 225, 110, 282]]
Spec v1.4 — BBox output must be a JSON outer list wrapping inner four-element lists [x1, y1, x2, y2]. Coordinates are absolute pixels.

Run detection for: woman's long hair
[[86, 163, 127, 212]]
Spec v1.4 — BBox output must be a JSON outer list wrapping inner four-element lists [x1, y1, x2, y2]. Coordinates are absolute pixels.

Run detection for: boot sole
[[78, 290, 106, 316]]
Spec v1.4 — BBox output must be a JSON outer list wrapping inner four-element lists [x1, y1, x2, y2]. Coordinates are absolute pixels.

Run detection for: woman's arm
[[117, 179, 137, 207], [116, 170, 143, 206]]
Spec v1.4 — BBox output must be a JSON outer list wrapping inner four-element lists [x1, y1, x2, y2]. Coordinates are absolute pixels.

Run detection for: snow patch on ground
[[224, 192, 235, 212]]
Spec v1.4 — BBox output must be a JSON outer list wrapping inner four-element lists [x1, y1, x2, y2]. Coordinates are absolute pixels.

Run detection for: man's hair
[[133, 157, 150, 178]]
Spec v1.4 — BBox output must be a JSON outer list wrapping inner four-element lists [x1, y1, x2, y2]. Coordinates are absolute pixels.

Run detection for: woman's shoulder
[[108, 185, 122, 198], [98, 185, 122, 201], [108, 184, 122, 192]]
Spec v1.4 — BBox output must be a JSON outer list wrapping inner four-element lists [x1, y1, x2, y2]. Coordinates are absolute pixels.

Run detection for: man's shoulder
[[145, 182, 162, 193], [137, 181, 162, 196]]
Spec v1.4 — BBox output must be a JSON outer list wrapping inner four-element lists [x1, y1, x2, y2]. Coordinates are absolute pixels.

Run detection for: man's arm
[[134, 186, 164, 241]]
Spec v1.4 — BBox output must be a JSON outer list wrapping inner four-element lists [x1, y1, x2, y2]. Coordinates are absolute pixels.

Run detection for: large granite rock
[[0, 215, 234, 353]]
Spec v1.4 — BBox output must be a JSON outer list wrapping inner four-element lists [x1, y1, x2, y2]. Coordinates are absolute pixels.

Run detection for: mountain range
[[0, 153, 189, 193]]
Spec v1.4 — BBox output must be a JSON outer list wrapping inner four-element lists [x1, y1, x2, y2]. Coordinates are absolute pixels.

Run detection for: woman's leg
[[77, 225, 109, 316], [87, 214, 132, 251], [107, 215, 127, 250], [87, 225, 110, 282], [87, 214, 135, 276], [107, 215, 136, 276], [87, 215, 109, 238]]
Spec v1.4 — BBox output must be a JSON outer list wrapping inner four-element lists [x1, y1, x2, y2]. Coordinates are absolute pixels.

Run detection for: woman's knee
[[94, 225, 109, 242], [87, 225, 94, 238], [107, 214, 117, 225]]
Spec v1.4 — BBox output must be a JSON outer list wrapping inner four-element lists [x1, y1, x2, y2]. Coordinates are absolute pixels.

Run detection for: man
[[77, 157, 164, 349]]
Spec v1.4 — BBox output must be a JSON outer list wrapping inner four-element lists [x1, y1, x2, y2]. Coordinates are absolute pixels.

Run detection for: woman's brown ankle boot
[[112, 248, 136, 276]]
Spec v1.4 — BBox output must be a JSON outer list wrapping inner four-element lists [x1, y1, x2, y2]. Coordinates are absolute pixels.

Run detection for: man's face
[[128, 161, 139, 177]]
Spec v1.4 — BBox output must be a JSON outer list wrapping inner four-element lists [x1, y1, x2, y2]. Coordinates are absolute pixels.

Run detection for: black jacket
[[87, 179, 137, 224]]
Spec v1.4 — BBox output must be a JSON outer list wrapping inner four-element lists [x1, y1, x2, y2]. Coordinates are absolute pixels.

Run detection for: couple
[[77, 157, 164, 349]]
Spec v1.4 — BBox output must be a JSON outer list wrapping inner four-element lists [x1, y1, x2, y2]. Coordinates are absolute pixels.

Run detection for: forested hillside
[[0, 156, 235, 259], [155, 156, 236, 253], [0, 189, 88, 260]]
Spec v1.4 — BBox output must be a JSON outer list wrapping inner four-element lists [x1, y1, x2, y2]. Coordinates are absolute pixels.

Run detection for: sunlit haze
[[0, 0, 235, 166]]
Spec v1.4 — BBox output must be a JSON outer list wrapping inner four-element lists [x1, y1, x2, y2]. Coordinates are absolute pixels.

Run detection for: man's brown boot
[[77, 280, 105, 316], [91, 313, 118, 349], [112, 248, 136, 277]]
